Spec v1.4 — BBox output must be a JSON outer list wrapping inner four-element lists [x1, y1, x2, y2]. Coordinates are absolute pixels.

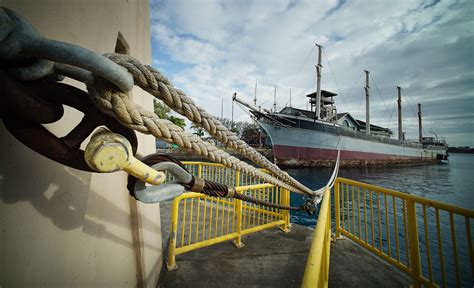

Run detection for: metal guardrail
[[166, 162, 290, 270], [334, 177, 474, 287], [164, 168, 473, 286], [301, 187, 331, 288]]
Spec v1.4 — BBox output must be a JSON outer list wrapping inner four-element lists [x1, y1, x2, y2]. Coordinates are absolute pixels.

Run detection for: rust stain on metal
[[0, 73, 137, 171], [275, 158, 440, 168]]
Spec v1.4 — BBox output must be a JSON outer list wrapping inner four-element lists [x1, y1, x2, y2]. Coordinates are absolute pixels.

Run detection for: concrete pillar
[[0, 1, 162, 286]]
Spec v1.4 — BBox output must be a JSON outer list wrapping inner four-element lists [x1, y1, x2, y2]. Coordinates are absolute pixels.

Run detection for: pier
[[158, 201, 410, 287], [154, 162, 473, 287]]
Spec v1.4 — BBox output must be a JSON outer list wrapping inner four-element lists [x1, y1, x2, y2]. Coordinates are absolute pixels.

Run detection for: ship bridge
[[306, 90, 338, 121]]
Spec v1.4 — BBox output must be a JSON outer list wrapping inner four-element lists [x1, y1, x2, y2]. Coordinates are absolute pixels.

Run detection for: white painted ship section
[[260, 121, 446, 160]]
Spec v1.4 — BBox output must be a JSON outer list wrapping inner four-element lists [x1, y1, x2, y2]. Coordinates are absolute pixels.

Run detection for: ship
[[233, 44, 449, 167]]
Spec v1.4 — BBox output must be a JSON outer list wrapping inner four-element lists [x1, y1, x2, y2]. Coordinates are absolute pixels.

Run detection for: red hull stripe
[[273, 145, 424, 161]]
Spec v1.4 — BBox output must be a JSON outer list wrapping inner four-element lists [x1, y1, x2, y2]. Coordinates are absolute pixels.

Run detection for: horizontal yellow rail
[[337, 177, 474, 217], [301, 187, 331, 288], [166, 162, 290, 270], [182, 161, 227, 167], [335, 177, 474, 288]]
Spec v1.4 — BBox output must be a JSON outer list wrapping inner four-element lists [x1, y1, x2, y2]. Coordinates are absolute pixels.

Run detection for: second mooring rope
[[95, 53, 314, 196], [87, 76, 310, 195]]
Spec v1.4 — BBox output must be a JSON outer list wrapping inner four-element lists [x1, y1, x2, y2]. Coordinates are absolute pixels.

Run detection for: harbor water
[[288, 153, 474, 287]]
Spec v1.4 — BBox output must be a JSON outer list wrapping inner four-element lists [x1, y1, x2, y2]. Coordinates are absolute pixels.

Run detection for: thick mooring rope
[[87, 76, 308, 195], [88, 53, 314, 196]]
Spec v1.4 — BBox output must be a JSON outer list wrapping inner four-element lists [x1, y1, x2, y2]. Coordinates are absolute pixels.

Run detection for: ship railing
[[333, 177, 474, 287], [166, 162, 290, 270]]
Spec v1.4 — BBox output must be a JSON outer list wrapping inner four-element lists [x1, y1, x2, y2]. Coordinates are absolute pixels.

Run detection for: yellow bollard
[[84, 129, 166, 185]]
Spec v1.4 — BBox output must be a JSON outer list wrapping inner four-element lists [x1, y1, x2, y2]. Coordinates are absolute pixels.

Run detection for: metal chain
[[0, 8, 133, 92]]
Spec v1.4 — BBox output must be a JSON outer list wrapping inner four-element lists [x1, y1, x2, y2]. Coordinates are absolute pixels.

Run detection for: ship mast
[[221, 97, 224, 119], [418, 103, 423, 143], [253, 79, 258, 124], [397, 86, 403, 141], [365, 70, 370, 135], [315, 44, 322, 119]]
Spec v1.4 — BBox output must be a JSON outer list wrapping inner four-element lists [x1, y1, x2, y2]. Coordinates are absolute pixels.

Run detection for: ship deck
[[157, 202, 410, 287]]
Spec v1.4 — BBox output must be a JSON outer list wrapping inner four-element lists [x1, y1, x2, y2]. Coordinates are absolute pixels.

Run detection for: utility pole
[[418, 103, 423, 143], [232, 92, 235, 129], [289, 88, 292, 108], [254, 78, 257, 107], [397, 86, 403, 141], [273, 84, 277, 112], [365, 70, 370, 135], [220, 97, 223, 120], [315, 43, 323, 120]]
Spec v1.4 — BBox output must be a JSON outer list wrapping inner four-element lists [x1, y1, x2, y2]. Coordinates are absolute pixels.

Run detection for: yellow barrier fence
[[166, 162, 290, 269], [301, 187, 331, 288], [334, 177, 474, 287]]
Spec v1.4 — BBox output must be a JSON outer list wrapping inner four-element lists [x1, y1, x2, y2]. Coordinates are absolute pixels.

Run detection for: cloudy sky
[[150, 0, 473, 147]]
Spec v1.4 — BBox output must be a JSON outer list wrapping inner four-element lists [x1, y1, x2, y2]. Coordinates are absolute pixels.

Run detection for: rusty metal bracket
[[0, 72, 137, 171]]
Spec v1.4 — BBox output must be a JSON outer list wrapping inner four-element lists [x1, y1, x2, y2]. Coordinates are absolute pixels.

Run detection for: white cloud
[[151, 0, 474, 146]]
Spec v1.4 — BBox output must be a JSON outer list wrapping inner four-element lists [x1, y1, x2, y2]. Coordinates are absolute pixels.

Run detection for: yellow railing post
[[407, 200, 422, 287], [233, 170, 245, 248], [279, 188, 291, 233], [286, 188, 291, 231], [197, 163, 202, 178], [233, 199, 245, 248], [166, 197, 181, 270], [334, 180, 341, 239]]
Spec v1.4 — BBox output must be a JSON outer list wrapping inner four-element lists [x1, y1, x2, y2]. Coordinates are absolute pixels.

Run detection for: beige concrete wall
[[0, 1, 162, 287]]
